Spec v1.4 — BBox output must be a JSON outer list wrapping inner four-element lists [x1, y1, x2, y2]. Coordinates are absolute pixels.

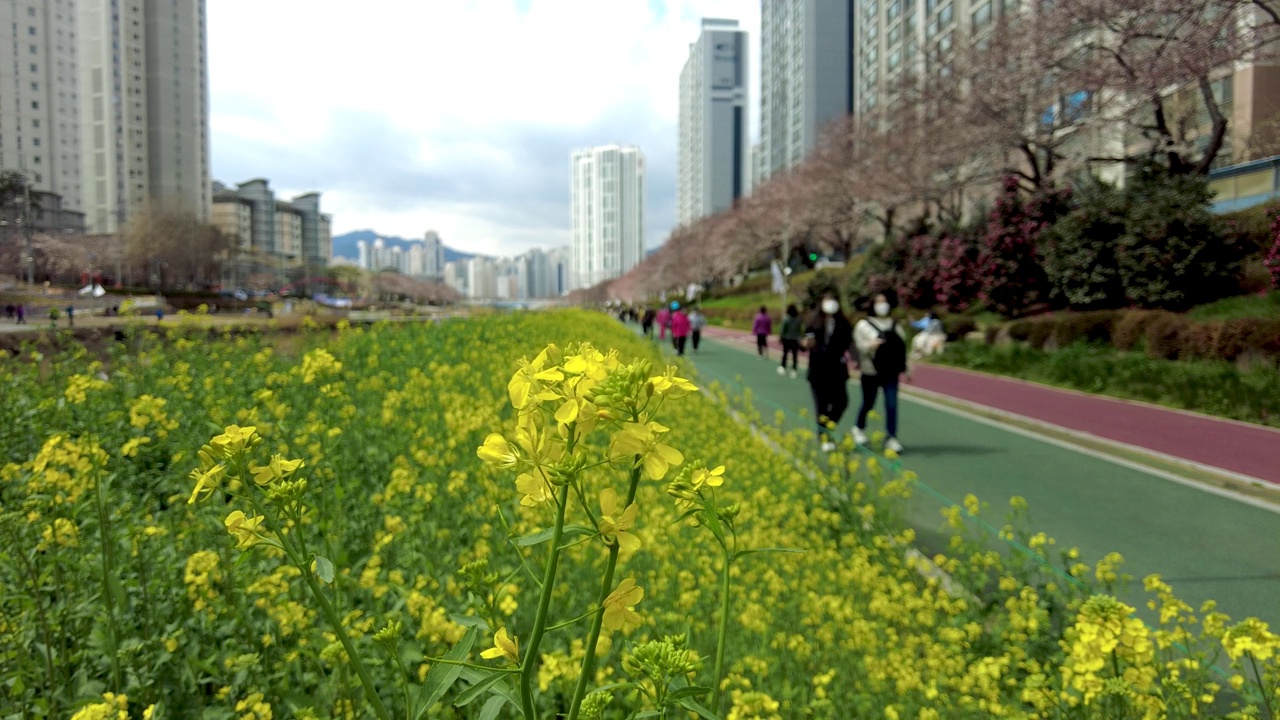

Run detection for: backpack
[[873, 320, 908, 377]]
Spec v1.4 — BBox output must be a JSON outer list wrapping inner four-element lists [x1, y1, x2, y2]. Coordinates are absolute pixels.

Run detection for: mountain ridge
[[331, 230, 479, 263]]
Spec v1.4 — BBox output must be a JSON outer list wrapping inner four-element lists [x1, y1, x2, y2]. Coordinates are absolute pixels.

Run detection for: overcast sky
[[208, 0, 761, 257]]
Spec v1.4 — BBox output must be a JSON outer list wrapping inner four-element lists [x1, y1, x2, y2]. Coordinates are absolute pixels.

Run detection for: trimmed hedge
[[935, 341, 1280, 427], [990, 309, 1280, 365]]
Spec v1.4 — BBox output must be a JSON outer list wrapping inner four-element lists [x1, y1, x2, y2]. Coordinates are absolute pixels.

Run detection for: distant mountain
[[331, 230, 478, 263]]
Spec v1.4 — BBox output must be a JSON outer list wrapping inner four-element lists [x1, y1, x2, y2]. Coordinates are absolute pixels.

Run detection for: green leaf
[[675, 695, 722, 720], [453, 670, 507, 707], [412, 627, 477, 720], [312, 555, 335, 584], [733, 547, 804, 562], [666, 685, 710, 701], [477, 695, 507, 720], [514, 524, 594, 547]]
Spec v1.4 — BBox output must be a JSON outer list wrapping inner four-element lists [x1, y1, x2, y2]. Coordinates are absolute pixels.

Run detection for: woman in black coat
[[802, 291, 855, 452]]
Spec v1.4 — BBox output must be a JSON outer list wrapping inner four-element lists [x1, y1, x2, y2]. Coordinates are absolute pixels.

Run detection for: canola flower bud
[[373, 619, 402, 647], [579, 691, 613, 720]]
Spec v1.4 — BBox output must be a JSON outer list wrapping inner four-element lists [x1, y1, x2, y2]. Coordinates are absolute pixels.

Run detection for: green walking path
[[680, 336, 1280, 629]]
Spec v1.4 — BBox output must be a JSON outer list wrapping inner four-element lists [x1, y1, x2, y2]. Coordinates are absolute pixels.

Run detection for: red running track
[[700, 325, 1280, 485]]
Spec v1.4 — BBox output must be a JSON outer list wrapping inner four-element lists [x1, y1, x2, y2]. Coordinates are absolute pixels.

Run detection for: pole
[[23, 178, 34, 286], [780, 210, 790, 311]]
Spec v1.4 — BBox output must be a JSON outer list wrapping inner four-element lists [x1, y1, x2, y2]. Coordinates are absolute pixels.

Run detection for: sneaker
[[885, 437, 904, 453], [820, 440, 836, 453], [789, 369, 797, 379], [852, 427, 868, 445], [776, 365, 786, 375]]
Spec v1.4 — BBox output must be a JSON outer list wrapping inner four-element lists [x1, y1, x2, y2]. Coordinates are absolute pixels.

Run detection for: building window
[[33, 138, 40, 147], [939, 3, 953, 26], [888, 48, 902, 69], [31, 101, 38, 109], [33, 156, 41, 164], [30, 63, 37, 72], [888, 0, 901, 20], [889, 24, 902, 46], [972, 1, 992, 29]]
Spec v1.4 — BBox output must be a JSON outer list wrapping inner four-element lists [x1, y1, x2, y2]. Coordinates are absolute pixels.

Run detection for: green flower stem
[[1250, 653, 1275, 720], [520, 482, 573, 720], [93, 466, 122, 691], [293, 538, 391, 717], [710, 550, 732, 715], [566, 462, 643, 720]]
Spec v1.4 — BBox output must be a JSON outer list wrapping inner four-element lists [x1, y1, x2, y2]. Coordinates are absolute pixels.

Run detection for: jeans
[[691, 330, 702, 351], [809, 378, 849, 440], [856, 373, 899, 438], [674, 335, 687, 356], [780, 339, 799, 369]]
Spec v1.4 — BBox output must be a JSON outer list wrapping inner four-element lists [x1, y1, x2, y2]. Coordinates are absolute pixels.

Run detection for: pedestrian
[[641, 306, 656, 337], [4, 304, 13, 321], [15, 303, 26, 324], [777, 303, 803, 378], [656, 304, 671, 341], [852, 290, 910, 453], [65, 306, 74, 327], [687, 305, 707, 353], [670, 302, 690, 356], [752, 306, 773, 359], [911, 310, 946, 358], [801, 291, 854, 452]]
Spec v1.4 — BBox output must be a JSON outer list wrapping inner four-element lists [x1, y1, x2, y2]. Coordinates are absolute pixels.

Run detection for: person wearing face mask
[[852, 290, 910, 453], [801, 291, 854, 452]]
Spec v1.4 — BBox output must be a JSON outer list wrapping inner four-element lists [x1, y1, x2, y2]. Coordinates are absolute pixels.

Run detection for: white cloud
[[208, 0, 760, 256]]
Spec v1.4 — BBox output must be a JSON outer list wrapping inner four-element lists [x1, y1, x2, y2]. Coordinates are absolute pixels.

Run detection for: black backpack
[[873, 320, 907, 376]]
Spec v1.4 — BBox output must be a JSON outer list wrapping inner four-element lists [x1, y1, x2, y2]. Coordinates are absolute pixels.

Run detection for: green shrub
[[1051, 311, 1122, 347], [1142, 312, 1191, 360], [1039, 179, 1127, 309], [1112, 310, 1159, 352]]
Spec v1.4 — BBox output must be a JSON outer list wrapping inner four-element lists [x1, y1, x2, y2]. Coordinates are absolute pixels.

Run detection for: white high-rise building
[[0, 1, 83, 213], [759, 0, 853, 181], [678, 19, 749, 226], [570, 145, 645, 289], [78, 0, 210, 233], [422, 230, 445, 281]]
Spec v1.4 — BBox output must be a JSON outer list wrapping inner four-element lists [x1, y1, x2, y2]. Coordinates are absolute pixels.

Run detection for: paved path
[[674, 326, 1280, 631], [701, 325, 1280, 485]]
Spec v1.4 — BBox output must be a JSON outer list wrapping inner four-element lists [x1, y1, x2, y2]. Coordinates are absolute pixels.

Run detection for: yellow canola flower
[[121, 436, 151, 457], [249, 454, 304, 486], [481, 627, 520, 664], [514, 472, 552, 507], [209, 425, 260, 458], [1223, 618, 1280, 662], [40, 517, 79, 549], [225, 510, 270, 549], [602, 577, 644, 634], [508, 345, 565, 411], [648, 366, 698, 397], [187, 462, 228, 504], [70, 692, 128, 720], [477, 433, 518, 469], [690, 464, 726, 490], [598, 487, 640, 554], [610, 421, 684, 480]]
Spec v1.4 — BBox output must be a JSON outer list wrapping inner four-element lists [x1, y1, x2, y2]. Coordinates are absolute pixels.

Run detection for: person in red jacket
[[669, 301, 691, 356], [656, 305, 671, 341]]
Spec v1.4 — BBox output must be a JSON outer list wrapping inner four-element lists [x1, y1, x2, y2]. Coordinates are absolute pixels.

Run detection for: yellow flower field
[[0, 310, 1275, 719]]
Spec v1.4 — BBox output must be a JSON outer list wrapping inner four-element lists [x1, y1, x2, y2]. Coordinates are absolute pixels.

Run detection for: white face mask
[[874, 302, 891, 317], [821, 299, 839, 315]]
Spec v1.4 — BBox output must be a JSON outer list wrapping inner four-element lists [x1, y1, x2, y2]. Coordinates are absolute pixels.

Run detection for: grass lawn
[[1187, 290, 1280, 320]]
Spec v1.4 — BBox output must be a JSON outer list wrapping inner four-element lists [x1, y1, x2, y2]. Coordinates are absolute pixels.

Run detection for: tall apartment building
[[211, 178, 331, 273], [0, 0, 84, 219], [678, 18, 749, 226], [570, 145, 645, 289], [852, 0, 1012, 116], [422, 230, 445, 281], [759, 0, 853, 181], [77, 0, 209, 233]]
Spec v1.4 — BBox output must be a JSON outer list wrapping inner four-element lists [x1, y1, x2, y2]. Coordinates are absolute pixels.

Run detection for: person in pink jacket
[[656, 305, 671, 340], [669, 301, 691, 356], [752, 306, 773, 359]]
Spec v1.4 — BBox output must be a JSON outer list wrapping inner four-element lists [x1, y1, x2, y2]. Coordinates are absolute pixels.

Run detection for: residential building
[[759, 0, 853, 181], [678, 19, 750, 226], [570, 144, 645, 289], [466, 256, 497, 298], [78, 0, 210, 233], [547, 246, 572, 296], [0, 0, 84, 213], [274, 201, 303, 268], [210, 178, 332, 275], [422, 230, 445, 281]]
